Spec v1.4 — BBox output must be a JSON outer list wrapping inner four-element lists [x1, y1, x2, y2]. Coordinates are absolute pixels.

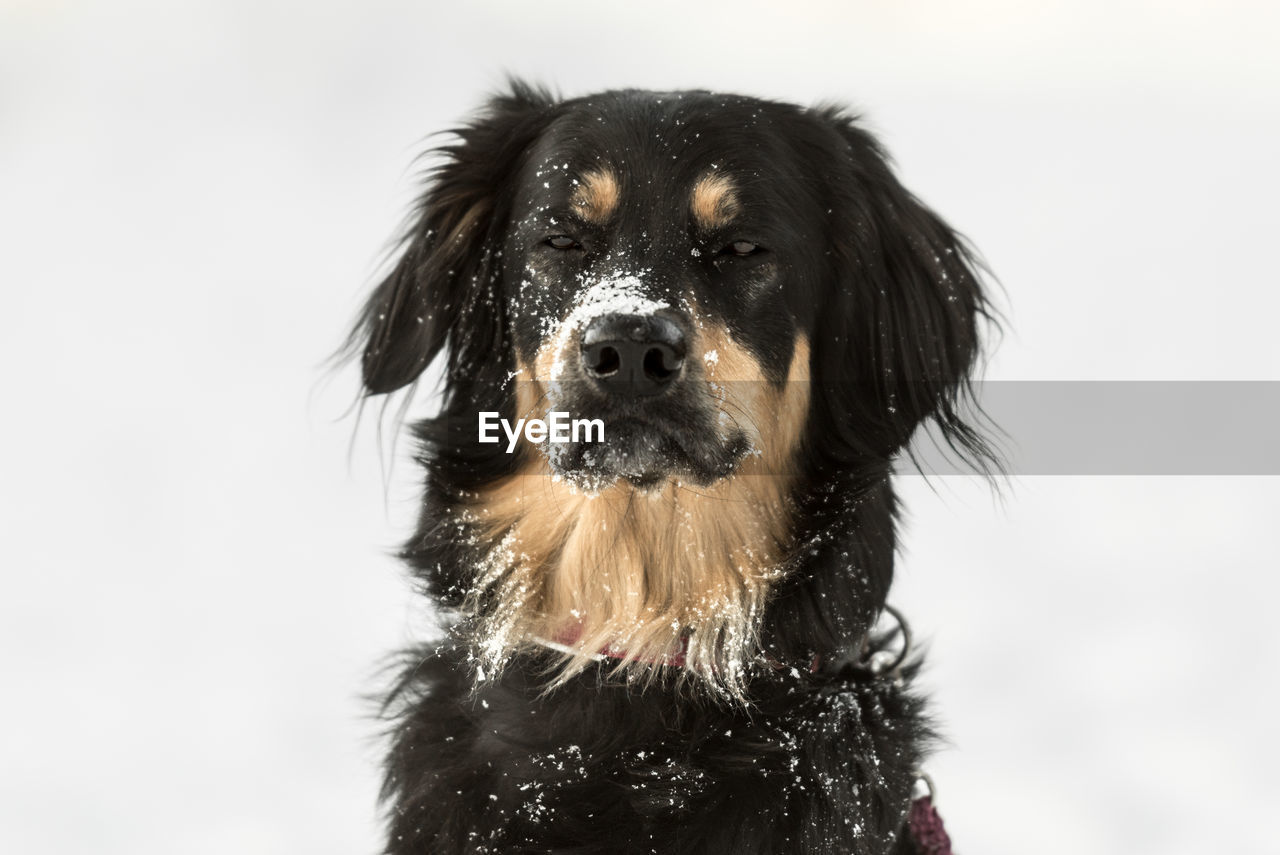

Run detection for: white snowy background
[[3, 1, 1278, 853]]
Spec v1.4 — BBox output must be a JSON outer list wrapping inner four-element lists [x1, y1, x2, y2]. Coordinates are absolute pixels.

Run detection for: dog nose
[[580, 314, 686, 396]]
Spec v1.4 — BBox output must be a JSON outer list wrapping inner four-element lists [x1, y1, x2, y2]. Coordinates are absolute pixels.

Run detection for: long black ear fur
[[814, 107, 999, 473], [349, 81, 559, 395]]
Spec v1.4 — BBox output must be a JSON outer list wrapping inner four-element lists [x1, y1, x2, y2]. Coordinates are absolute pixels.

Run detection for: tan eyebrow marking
[[569, 168, 620, 224], [690, 172, 741, 230]]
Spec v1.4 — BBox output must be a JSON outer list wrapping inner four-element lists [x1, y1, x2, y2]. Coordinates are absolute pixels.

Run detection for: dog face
[[501, 97, 823, 490], [349, 83, 991, 693]]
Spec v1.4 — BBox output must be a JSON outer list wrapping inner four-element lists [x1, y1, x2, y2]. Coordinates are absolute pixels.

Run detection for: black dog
[[348, 81, 996, 854]]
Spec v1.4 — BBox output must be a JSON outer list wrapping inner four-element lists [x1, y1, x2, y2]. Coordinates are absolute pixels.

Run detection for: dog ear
[[814, 108, 998, 470], [349, 81, 558, 395]]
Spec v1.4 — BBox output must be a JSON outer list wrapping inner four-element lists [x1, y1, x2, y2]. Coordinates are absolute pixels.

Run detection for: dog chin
[[545, 421, 749, 491]]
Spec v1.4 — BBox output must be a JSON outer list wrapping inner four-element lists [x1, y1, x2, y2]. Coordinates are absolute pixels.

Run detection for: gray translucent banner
[[474, 381, 1280, 476], [905, 381, 1280, 475]]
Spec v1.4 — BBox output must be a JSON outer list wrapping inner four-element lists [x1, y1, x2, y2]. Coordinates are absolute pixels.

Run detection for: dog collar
[[526, 604, 913, 678], [527, 626, 691, 669]]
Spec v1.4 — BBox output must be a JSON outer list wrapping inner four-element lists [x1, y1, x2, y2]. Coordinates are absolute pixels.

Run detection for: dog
[[347, 81, 996, 854]]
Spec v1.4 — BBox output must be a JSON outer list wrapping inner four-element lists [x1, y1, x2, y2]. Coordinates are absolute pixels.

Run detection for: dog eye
[[723, 240, 761, 257], [545, 235, 581, 250]]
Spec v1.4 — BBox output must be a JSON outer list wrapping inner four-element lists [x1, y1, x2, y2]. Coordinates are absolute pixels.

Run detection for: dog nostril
[[643, 346, 683, 381], [592, 345, 621, 376], [583, 343, 622, 377]]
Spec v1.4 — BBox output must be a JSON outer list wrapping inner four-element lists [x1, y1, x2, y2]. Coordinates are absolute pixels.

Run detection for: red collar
[[526, 604, 911, 679], [529, 624, 691, 669]]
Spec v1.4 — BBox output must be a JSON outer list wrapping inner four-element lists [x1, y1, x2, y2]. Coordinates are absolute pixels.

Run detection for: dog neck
[[463, 457, 796, 694]]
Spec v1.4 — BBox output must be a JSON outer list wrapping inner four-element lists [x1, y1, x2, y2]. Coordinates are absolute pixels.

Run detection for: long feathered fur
[[348, 81, 997, 854]]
